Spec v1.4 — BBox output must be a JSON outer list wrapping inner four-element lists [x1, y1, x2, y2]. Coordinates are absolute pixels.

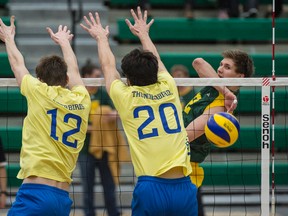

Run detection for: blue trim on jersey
[[132, 176, 198, 216]]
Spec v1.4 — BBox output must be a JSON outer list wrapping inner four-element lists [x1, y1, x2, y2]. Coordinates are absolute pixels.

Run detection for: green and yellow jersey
[[183, 86, 238, 187]]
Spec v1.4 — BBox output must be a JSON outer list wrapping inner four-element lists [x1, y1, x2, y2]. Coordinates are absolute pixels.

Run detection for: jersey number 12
[[47, 108, 82, 148]]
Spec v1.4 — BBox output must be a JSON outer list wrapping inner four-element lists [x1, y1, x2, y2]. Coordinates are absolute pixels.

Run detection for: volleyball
[[205, 112, 240, 148]]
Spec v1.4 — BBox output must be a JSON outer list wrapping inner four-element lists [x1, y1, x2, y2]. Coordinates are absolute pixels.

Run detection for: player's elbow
[[192, 58, 205, 70]]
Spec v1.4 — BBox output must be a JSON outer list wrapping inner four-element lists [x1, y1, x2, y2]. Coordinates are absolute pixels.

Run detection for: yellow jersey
[[110, 72, 191, 177], [18, 74, 91, 183]]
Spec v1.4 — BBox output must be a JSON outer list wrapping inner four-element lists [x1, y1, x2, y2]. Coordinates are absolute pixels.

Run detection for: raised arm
[[125, 6, 167, 73], [0, 16, 29, 87], [47, 25, 83, 89], [192, 58, 237, 112], [80, 12, 120, 94]]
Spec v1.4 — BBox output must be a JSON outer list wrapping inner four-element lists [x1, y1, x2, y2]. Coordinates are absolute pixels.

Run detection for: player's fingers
[[105, 26, 110, 35], [125, 19, 133, 28], [63, 25, 68, 32], [46, 27, 54, 36], [83, 15, 92, 27], [58, 25, 62, 32], [130, 9, 138, 22], [95, 12, 102, 26], [147, 19, 154, 28], [143, 10, 147, 22], [125, 20, 138, 34], [69, 34, 74, 40], [227, 99, 237, 113], [89, 12, 97, 26], [80, 23, 89, 31], [137, 6, 142, 20], [226, 107, 232, 113], [233, 99, 238, 110], [10, 16, 15, 27]]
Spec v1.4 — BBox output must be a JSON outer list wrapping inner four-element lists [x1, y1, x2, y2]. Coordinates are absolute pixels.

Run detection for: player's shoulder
[[21, 74, 39, 86], [71, 85, 90, 95], [110, 79, 128, 96], [21, 74, 45, 95], [158, 71, 173, 81]]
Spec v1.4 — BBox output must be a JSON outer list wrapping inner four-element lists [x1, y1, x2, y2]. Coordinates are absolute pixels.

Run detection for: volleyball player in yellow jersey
[[0, 16, 91, 216], [81, 7, 197, 216]]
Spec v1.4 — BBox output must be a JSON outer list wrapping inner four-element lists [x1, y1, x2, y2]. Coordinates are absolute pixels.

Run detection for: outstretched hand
[[225, 91, 238, 113], [125, 6, 154, 38], [80, 12, 109, 41], [0, 16, 16, 43], [47, 25, 73, 45]]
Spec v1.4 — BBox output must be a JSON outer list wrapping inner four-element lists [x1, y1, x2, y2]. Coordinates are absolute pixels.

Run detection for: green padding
[[0, 0, 8, 5], [202, 162, 288, 186], [0, 16, 11, 26], [117, 18, 288, 42], [110, 0, 216, 7], [6, 164, 21, 187], [0, 127, 22, 152], [0, 87, 27, 114], [110, 0, 288, 7], [213, 126, 288, 151], [1, 126, 286, 153], [0, 53, 14, 78], [237, 88, 288, 113], [6, 163, 288, 188], [160, 53, 288, 77]]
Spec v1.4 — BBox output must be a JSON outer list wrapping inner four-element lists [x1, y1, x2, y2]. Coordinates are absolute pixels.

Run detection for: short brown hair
[[80, 59, 101, 78], [222, 50, 254, 77], [35, 55, 68, 87], [170, 64, 189, 77]]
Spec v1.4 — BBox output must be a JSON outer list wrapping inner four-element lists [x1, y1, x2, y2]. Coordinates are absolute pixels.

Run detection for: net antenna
[[261, 0, 277, 214], [270, 0, 276, 215]]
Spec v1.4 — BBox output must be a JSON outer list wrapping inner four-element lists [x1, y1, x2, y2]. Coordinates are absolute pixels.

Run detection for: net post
[[261, 77, 271, 216]]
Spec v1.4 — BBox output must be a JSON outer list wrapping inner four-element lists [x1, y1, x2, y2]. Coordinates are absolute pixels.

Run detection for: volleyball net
[[0, 77, 287, 216]]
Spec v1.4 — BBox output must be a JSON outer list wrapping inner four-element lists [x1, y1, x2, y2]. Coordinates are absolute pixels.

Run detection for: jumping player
[[0, 16, 91, 216], [184, 50, 254, 190], [80, 7, 198, 216]]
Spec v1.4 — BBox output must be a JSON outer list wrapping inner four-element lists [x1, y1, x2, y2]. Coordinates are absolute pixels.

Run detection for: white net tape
[[1, 77, 288, 87]]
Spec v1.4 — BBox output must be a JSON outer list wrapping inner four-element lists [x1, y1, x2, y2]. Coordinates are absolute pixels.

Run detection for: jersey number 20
[[133, 103, 181, 140], [47, 109, 82, 148]]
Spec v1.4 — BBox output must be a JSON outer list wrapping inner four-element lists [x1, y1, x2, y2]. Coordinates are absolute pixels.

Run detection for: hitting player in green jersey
[[183, 50, 254, 187]]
